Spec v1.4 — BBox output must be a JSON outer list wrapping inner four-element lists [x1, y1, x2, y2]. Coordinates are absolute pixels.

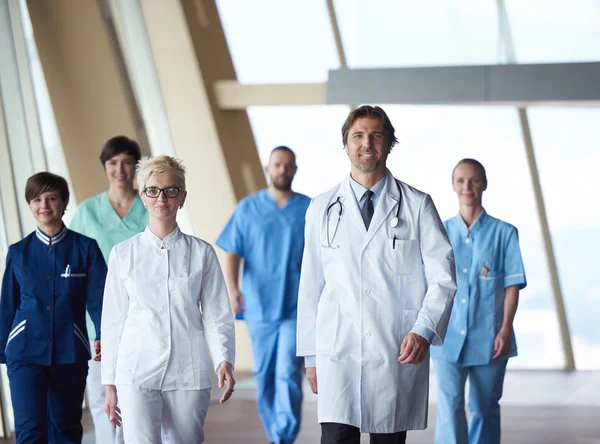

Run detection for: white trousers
[[117, 386, 211, 444], [88, 341, 124, 444]]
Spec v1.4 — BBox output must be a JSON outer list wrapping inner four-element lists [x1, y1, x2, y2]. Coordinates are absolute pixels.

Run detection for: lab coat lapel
[[364, 170, 399, 247], [339, 177, 367, 236]]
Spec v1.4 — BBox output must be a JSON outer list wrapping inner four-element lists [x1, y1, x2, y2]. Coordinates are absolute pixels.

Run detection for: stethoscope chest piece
[[389, 217, 399, 228]]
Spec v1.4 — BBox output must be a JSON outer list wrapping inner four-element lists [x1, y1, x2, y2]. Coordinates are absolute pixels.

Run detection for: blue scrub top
[[431, 209, 527, 366], [0, 228, 106, 366], [216, 189, 311, 322]]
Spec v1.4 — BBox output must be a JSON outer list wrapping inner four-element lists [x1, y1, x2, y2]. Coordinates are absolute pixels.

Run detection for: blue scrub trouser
[[7, 361, 88, 444], [433, 359, 508, 444], [246, 319, 303, 444]]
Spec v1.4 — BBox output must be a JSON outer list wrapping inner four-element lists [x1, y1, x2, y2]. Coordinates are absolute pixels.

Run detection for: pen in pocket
[[481, 265, 488, 277]]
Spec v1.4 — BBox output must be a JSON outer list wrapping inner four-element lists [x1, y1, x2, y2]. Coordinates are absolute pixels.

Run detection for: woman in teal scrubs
[[69, 136, 147, 444], [431, 158, 527, 444]]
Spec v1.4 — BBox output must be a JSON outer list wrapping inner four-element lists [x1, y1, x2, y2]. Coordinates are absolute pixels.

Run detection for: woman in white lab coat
[[101, 155, 236, 444]]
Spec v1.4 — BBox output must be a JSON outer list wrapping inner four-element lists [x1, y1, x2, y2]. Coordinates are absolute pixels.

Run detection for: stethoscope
[[322, 179, 402, 249]]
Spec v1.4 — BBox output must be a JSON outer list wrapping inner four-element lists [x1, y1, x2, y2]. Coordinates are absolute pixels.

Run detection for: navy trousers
[[7, 361, 88, 444]]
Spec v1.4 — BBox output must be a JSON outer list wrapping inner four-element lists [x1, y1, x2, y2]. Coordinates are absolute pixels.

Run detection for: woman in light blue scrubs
[[69, 136, 147, 444], [431, 158, 527, 444]]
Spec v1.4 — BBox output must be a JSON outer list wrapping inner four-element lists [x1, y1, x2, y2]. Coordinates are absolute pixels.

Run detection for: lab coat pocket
[[385, 239, 419, 276], [315, 293, 339, 356]]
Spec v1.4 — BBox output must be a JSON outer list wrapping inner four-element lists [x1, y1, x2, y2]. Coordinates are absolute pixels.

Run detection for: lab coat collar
[[339, 176, 367, 235], [456, 208, 488, 235], [143, 225, 182, 250], [349, 174, 387, 206], [338, 169, 400, 242], [36, 225, 67, 246]]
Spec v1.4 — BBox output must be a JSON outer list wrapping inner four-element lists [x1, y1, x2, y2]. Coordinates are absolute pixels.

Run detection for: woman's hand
[[93, 340, 101, 361], [217, 361, 236, 404], [104, 385, 122, 428]]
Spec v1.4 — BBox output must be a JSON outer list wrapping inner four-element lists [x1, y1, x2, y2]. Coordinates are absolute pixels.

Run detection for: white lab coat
[[101, 226, 235, 390], [297, 171, 456, 433]]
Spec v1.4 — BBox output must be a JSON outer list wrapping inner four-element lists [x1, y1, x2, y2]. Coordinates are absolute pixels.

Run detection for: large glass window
[[529, 107, 600, 370], [19, 0, 76, 223], [505, 0, 600, 63], [382, 105, 565, 368], [334, 0, 500, 68], [248, 105, 350, 196], [249, 105, 564, 368], [216, 0, 339, 83]]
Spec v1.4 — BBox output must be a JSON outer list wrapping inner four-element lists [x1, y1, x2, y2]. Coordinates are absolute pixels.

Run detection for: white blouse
[[101, 226, 235, 390]]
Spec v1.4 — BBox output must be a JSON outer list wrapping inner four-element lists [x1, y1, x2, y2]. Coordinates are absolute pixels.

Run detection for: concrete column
[[139, 0, 266, 371]]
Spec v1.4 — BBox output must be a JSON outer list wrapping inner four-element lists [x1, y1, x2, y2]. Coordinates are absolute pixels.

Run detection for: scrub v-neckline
[[263, 189, 297, 211], [103, 192, 141, 225]]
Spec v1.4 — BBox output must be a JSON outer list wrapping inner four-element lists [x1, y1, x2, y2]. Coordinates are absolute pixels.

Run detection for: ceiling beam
[[215, 62, 600, 109]]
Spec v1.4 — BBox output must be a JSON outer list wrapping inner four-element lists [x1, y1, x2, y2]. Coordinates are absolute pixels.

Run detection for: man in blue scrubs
[[217, 146, 310, 444], [431, 159, 527, 444]]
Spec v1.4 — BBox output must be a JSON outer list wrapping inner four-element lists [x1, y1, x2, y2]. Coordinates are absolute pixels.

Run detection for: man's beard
[[272, 177, 293, 191]]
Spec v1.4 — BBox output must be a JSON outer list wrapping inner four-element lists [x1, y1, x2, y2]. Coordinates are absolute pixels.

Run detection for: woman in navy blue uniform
[[0, 172, 106, 443]]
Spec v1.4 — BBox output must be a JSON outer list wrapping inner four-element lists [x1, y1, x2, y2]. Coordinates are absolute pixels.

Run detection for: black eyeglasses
[[143, 187, 182, 198]]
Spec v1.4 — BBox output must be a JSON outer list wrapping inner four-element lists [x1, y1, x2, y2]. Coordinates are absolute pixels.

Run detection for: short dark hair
[[25, 172, 70, 204], [99, 136, 142, 166], [270, 146, 296, 162], [452, 158, 488, 185], [341, 105, 399, 151]]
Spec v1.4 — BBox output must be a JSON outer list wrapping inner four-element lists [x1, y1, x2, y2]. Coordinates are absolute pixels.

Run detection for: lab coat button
[[366, 332, 372, 338], [462, 268, 468, 273], [465, 238, 471, 244], [365, 289, 371, 295], [460, 330, 466, 336], [461, 298, 467, 304]]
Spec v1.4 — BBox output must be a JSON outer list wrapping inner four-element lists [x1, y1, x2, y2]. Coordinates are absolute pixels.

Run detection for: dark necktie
[[361, 190, 374, 230]]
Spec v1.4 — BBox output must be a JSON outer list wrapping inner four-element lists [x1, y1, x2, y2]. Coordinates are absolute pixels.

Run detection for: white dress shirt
[[101, 226, 235, 390]]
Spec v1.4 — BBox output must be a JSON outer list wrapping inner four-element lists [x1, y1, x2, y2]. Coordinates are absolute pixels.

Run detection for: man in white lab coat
[[297, 105, 457, 444]]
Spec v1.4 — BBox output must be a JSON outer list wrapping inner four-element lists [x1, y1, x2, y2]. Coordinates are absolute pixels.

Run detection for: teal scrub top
[[69, 192, 148, 339]]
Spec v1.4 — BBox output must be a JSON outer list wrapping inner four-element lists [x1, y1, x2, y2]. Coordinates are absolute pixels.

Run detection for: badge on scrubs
[[60, 265, 87, 278], [481, 265, 488, 278]]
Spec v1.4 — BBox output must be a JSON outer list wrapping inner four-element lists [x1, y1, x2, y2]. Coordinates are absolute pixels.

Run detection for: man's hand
[[217, 361, 236, 404], [104, 385, 122, 428], [398, 333, 429, 365], [306, 367, 318, 394], [93, 340, 101, 361], [230, 290, 245, 314], [492, 327, 512, 359]]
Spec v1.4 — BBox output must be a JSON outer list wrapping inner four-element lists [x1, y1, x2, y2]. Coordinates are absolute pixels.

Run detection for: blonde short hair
[[136, 155, 186, 191]]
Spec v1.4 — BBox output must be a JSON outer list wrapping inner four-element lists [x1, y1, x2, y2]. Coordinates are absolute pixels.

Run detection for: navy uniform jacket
[[0, 227, 106, 366]]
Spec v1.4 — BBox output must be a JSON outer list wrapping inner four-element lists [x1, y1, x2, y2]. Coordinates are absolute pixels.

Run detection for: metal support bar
[[518, 108, 576, 370], [325, 0, 347, 69]]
